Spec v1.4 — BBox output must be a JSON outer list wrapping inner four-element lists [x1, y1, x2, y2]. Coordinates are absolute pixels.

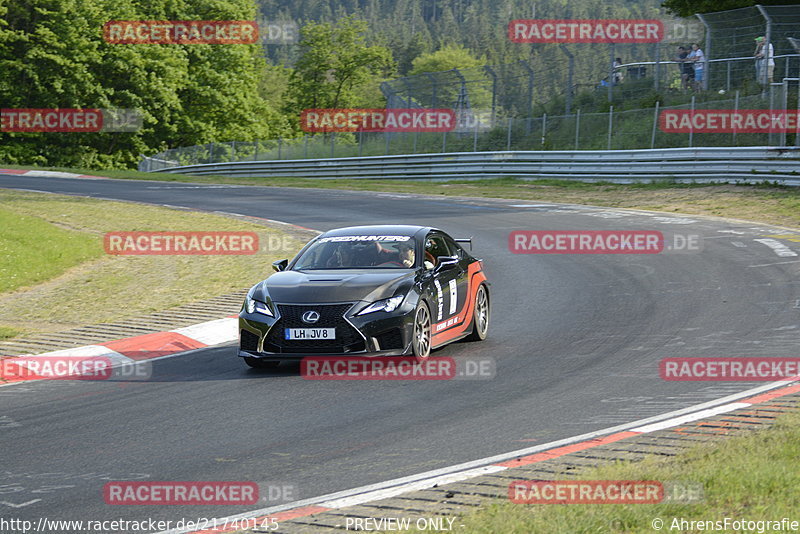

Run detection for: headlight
[[245, 296, 274, 317], [357, 295, 404, 316]]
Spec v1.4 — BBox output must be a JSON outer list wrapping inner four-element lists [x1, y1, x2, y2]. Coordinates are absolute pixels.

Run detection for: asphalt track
[[1, 175, 799, 529]]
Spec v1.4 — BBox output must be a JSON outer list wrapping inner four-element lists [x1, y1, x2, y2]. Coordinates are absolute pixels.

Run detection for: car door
[[442, 234, 470, 320], [424, 232, 463, 331]]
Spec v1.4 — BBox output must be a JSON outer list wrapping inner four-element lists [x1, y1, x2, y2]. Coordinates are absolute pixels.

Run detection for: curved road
[[1, 175, 799, 528]]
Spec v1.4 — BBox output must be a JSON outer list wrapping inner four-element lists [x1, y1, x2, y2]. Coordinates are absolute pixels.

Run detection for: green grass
[[397, 410, 800, 534], [0, 189, 305, 339], [0, 206, 101, 293], [0, 326, 19, 340]]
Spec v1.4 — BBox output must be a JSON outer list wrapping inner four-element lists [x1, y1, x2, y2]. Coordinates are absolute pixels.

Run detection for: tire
[[244, 356, 280, 369], [411, 301, 432, 363], [466, 284, 489, 341]]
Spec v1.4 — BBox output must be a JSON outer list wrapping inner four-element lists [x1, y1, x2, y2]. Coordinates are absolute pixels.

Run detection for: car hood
[[258, 270, 415, 304]]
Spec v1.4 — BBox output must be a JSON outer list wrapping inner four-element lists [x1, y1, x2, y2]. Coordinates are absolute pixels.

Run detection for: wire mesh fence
[[139, 6, 800, 171], [140, 83, 800, 172]]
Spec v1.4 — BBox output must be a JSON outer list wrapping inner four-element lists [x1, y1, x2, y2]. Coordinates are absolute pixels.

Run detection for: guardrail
[[150, 147, 800, 185]]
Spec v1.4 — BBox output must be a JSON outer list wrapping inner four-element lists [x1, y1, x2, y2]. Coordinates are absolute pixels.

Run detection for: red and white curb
[[159, 378, 800, 534], [0, 317, 238, 385]]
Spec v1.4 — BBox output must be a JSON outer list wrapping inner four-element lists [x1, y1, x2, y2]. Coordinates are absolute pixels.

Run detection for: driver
[[397, 242, 415, 267]]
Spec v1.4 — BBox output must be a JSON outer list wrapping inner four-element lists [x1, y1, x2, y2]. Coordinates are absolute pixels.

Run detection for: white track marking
[[748, 259, 800, 268], [0, 499, 42, 508], [754, 238, 798, 257], [630, 402, 751, 433], [171, 318, 238, 346], [320, 466, 508, 509], [157, 378, 799, 534]]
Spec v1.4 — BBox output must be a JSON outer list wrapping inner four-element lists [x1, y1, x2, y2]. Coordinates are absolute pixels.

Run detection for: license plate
[[285, 328, 335, 340]]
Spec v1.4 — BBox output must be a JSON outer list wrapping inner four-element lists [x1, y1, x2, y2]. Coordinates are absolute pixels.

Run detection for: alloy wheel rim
[[476, 287, 488, 335], [415, 306, 430, 356]]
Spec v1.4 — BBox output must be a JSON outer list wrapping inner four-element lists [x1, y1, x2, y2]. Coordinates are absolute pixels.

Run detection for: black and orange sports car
[[238, 225, 490, 368]]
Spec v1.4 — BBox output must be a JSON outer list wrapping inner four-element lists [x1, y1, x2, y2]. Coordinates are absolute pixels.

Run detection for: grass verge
[[0, 189, 305, 340], [0, 205, 100, 293], [4, 165, 800, 230], [401, 409, 800, 534]]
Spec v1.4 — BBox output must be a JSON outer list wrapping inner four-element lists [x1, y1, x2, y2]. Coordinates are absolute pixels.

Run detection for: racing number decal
[[434, 279, 444, 321], [448, 279, 458, 315]]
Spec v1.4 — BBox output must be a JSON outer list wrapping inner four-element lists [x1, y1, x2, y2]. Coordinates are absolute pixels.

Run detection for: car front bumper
[[238, 300, 416, 360]]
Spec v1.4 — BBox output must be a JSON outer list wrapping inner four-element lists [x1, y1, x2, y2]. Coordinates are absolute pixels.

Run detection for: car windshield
[[293, 235, 416, 269]]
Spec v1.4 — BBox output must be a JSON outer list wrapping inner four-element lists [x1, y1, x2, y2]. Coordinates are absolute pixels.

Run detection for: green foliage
[[0, 0, 288, 168], [409, 44, 486, 75], [284, 15, 394, 124]]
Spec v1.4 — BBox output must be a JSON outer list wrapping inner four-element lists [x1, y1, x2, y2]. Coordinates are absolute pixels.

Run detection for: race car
[[238, 225, 490, 368]]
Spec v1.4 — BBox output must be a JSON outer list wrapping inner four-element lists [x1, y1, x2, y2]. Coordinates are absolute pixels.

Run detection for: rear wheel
[[244, 356, 280, 369], [412, 302, 432, 362], [466, 285, 489, 341]]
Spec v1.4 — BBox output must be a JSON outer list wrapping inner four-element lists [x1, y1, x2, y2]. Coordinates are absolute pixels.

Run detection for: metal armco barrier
[[150, 147, 800, 185]]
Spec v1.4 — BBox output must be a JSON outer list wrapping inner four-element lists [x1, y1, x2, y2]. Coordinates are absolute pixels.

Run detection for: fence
[[379, 6, 800, 112], [146, 147, 800, 186], [140, 79, 800, 171]]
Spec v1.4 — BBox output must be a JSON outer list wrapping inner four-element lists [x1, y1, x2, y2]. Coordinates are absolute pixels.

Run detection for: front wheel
[[412, 302, 432, 362], [466, 285, 489, 341], [244, 356, 280, 369]]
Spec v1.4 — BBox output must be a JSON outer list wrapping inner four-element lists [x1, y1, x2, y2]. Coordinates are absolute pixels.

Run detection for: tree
[[285, 15, 394, 123], [407, 44, 492, 110], [0, 0, 286, 169], [409, 44, 486, 75]]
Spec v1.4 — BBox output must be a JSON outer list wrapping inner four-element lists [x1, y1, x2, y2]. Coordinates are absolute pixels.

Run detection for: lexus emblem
[[301, 310, 320, 324]]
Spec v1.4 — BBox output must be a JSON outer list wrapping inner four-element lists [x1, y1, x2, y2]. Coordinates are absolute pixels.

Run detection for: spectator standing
[[688, 43, 705, 90], [613, 57, 624, 85], [676, 46, 694, 91], [754, 36, 774, 85]]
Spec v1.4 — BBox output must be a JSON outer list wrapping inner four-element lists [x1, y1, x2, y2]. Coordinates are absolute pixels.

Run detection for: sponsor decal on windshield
[[318, 235, 412, 243]]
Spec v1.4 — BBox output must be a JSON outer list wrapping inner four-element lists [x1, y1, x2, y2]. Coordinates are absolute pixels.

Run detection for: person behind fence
[[613, 57, 624, 84], [676, 46, 694, 91], [687, 43, 705, 90], [754, 36, 774, 85]]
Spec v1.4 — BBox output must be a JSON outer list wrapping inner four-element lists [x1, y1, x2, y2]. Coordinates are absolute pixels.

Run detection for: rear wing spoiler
[[455, 237, 473, 251]]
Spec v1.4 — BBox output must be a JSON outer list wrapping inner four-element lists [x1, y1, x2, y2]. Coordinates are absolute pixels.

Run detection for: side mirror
[[435, 256, 459, 272], [272, 259, 288, 272]]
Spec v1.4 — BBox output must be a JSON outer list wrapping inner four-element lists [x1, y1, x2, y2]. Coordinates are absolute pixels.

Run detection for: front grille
[[264, 303, 365, 353], [374, 328, 404, 350], [240, 329, 259, 351]]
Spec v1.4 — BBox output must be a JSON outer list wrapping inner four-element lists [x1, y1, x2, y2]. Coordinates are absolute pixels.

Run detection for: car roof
[[319, 225, 440, 238]]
